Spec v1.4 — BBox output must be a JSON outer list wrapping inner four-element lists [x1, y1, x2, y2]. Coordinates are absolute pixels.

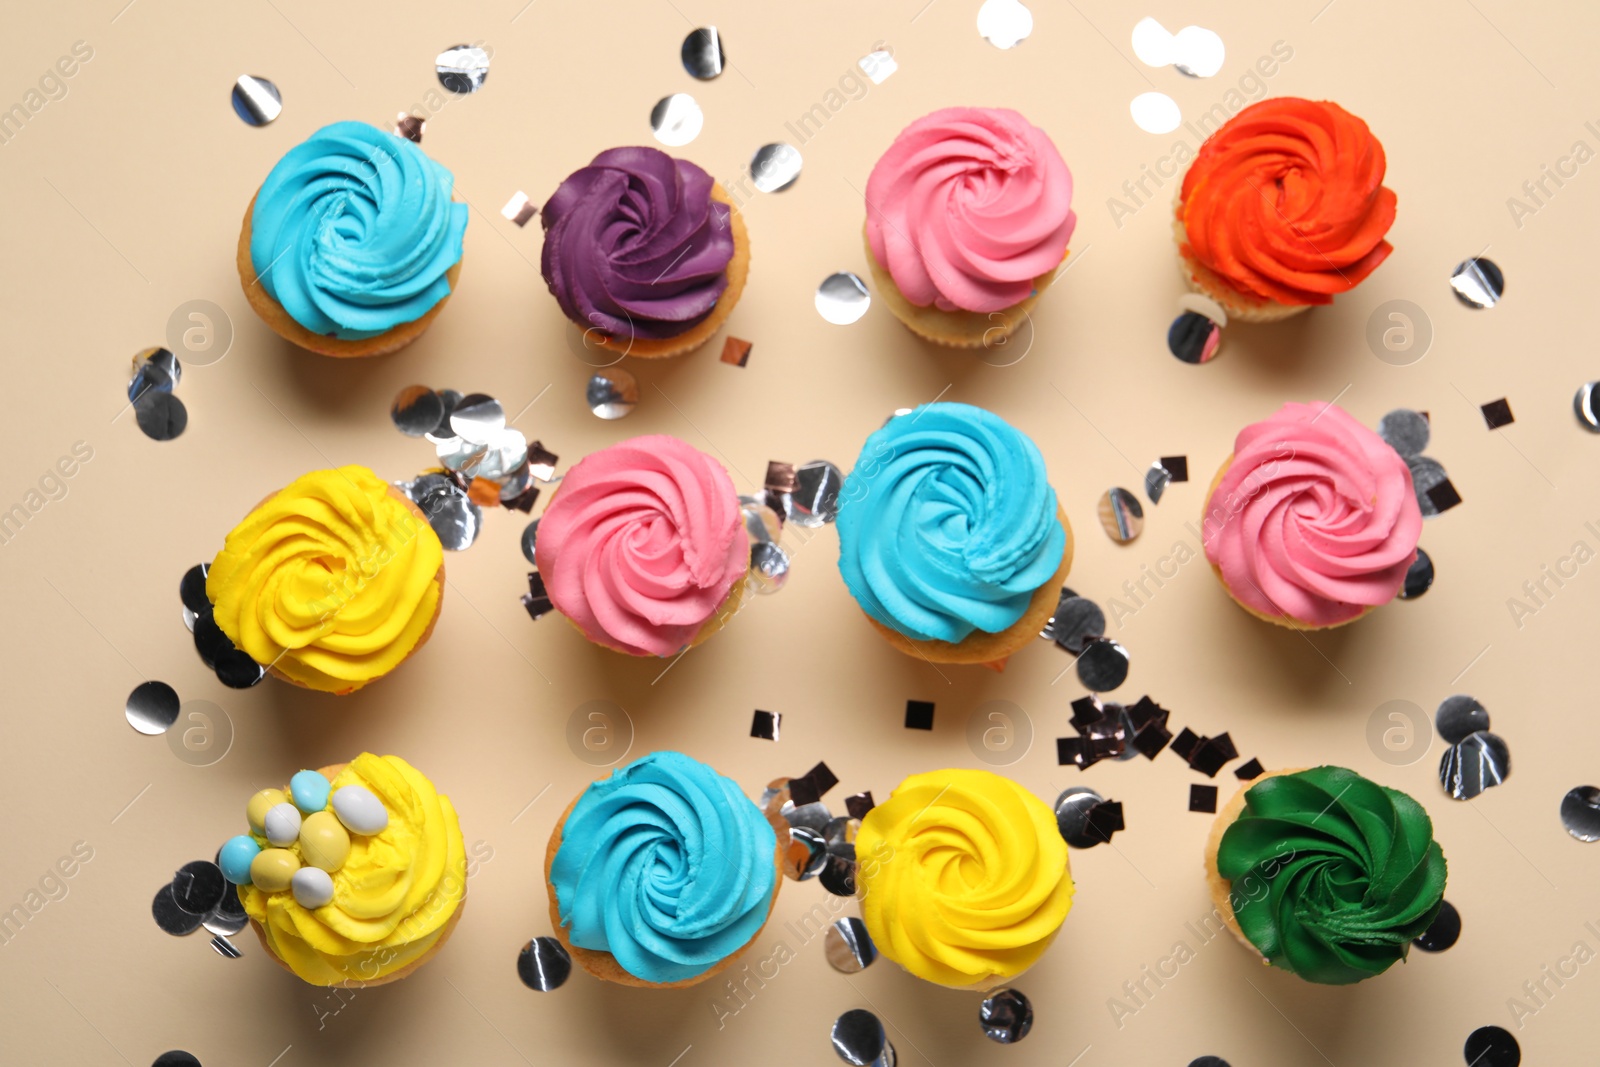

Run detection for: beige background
[[2, 0, 1598, 1064]]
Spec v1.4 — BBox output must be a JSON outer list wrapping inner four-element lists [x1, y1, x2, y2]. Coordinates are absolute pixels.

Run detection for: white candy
[[331, 785, 388, 835], [290, 865, 334, 909], [263, 802, 303, 847]]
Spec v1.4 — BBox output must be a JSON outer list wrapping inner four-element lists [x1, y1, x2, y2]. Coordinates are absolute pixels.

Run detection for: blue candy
[[218, 835, 262, 884], [289, 770, 331, 815]]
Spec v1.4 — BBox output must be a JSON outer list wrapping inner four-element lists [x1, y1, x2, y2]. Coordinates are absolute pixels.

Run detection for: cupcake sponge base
[[1172, 188, 1309, 325]]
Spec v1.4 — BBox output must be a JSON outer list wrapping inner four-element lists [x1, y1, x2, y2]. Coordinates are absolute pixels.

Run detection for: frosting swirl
[[1180, 98, 1396, 306], [856, 769, 1073, 988], [836, 403, 1065, 643], [866, 107, 1075, 313], [540, 147, 734, 340], [250, 121, 467, 339], [550, 751, 778, 985], [1203, 402, 1420, 627], [207, 466, 444, 693], [240, 754, 466, 986], [534, 435, 746, 656], [1217, 766, 1447, 984]]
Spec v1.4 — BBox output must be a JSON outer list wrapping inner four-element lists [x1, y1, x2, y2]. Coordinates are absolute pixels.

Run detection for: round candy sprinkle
[[263, 802, 303, 847], [246, 788, 287, 833], [291, 866, 335, 909], [249, 848, 300, 892], [332, 784, 389, 835], [217, 835, 261, 885], [289, 770, 332, 815], [298, 811, 351, 872]]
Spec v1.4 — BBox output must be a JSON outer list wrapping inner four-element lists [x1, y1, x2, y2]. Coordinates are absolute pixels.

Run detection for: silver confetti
[[1053, 786, 1105, 848], [832, 1009, 896, 1067], [517, 936, 573, 991], [782, 801, 831, 833], [1378, 409, 1430, 458], [1559, 786, 1600, 842], [1435, 695, 1489, 744], [152, 884, 202, 936], [1450, 257, 1503, 309], [210, 935, 243, 958], [1077, 637, 1130, 692], [750, 143, 802, 193], [790, 461, 844, 527], [680, 27, 724, 79], [789, 825, 829, 881], [1098, 487, 1143, 543], [170, 861, 227, 916], [1041, 592, 1104, 654], [231, 75, 281, 126], [650, 93, 704, 148], [126, 681, 180, 735], [976, 0, 1033, 49], [750, 541, 791, 592], [391, 385, 445, 437], [824, 917, 877, 973], [816, 272, 872, 325], [1400, 547, 1434, 599], [1406, 455, 1450, 517], [1574, 382, 1600, 432], [202, 890, 248, 937], [1173, 26, 1226, 77], [476, 428, 529, 483], [427, 389, 463, 443], [979, 988, 1033, 1044], [587, 368, 639, 420], [1439, 731, 1510, 800], [521, 519, 540, 565], [436, 44, 490, 94], [129, 346, 179, 401], [134, 391, 187, 441], [414, 476, 482, 551], [436, 436, 489, 476], [1144, 462, 1172, 503], [740, 496, 783, 543], [449, 393, 505, 444], [858, 49, 897, 85]]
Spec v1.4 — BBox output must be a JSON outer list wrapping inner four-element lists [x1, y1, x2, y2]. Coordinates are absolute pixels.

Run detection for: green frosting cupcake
[[1217, 766, 1447, 984]]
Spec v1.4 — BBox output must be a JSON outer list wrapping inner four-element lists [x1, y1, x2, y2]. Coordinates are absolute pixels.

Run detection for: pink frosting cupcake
[[1201, 402, 1421, 629], [862, 107, 1075, 348], [533, 435, 748, 656]]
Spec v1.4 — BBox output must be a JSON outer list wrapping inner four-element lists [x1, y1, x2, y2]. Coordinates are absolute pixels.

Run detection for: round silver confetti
[[1575, 382, 1600, 432], [214, 648, 266, 689], [231, 75, 281, 126], [1054, 786, 1106, 848], [391, 385, 445, 437], [135, 391, 187, 441], [740, 496, 783, 543], [976, 0, 1034, 49], [211, 934, 243, 958], [129, 346, 180, 401], [449, 393, 505, 444], [587, 368, 639, 420], [750, 143, 802, 193], [414, 477, 483, 551], [170, 861, 226, 916], [1436, 695, 1490, 744], [1131, 91, 1182, 135], [750, 541, 791, 592], [1412, 898, 1460, 952], [1172, 25, 1225, 77], [650, 93, 704, 148], [816, 272, 872, 325], [477, 428, 529, 483], [818, 854, 857, 896], [832, 1009, 895, 1067], [126, 681, 180, 735], [1168, 310, 1222, 363], [427, 388, 463, 443], [822, 816, 858, 845], [790, 461, 844, 527], [202, 889, 248, 937], [1462, 1026, 1520, 1067], [681, 27, 724, 79], [1131, 17, 1177, 66], [517, 936, 573, 991], [152, 883, 202, 936], [789, 825, 829, 880], [436, 436, 489, 476], [1451, 257, 1504, 309], [179, 563, 210, 615], [1145, 462, 1172, 503], [782, 801, 832, 833], [1559, 786, 1600, 842], [1098, 488, 1143, 543], [1378, 409, 1431, 458], [979, 988, 1033, 1044], [498, 463, 534, 503], [1400, 547, 1434, 600], [1042, 593, 1104, 654], [824, 917, 877, 973], [436, 44, 490, 94], [1406, 455, 1450, 517], [521, 519, 540, 566], [1439, 731, 1510, 800], [1077, 637, 1130, 692]]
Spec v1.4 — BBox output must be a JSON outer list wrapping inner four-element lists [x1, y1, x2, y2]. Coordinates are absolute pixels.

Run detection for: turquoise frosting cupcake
[[549, 751, 779, 985], [837, 402, 1066, 645], [249, 121, 467, 340]]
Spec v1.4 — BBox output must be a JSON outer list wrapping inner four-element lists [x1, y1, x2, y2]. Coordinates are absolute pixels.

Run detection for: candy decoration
[[332, 784, 388, 835], [297, 811, 351, 872], [249, 848, 300, 892], [291, 866, 335, 909], [246, 788, 287, 832], [263, 802, 303, 847], [289, 769, 332, 814], [217, 835, 261, 884]]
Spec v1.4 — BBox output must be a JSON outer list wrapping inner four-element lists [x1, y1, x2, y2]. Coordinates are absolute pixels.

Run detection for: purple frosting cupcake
[[540, 147, 748, 357]]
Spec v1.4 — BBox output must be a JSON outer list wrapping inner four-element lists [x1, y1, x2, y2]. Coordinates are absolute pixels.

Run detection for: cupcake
[[1202, 402, 1420, 629], [540, 146, 749, 358], [855, 769, 1074, 990], [1204, 766, 1447, 984], [532, 436, 748, 656], [836, 403, 1072, 667], [863, 107, 1075, 348], [206, 465, 444, 693], [544, 752, 786, 987], [1175, 98, 1396, 323], [238, 121, 468, 357], [215, 754, 466, 987]]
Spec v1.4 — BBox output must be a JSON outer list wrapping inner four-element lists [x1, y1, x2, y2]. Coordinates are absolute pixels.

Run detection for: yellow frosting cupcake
[[855, 768, 1074, 989], [206, 466, 444, 694], [236, 754, 466, 986]]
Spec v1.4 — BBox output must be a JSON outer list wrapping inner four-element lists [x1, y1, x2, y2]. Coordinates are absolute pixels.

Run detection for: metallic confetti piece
[[1177, 293, 1227, 327], [1405, 547, 1436, 597], [1041, 593, 1105, 654], [980, 988, 1033, 1043], [1451, 258, 1504, 309], [1189, 783, 1218, 813], [750, 143, 802, 193], [1575, 382, 1600, 432], [587, 368, 639, 420], [1480, 397, 1514, 430], [858, 49, 897, 84], [135, 391, 187, 440], [394, 112, 425, 142], [749, 540, 791, 591], [816, 272, 871, 325], [1559, 785, 1600, 842], [1378, 409, 1431, 457], [1145, 463, 1171, 503], [750, 709, 780, 740], [1439, 731, 1510, 800], [1168, 309, 1221, 363], [650, 93, 703, 147], [977, 0, 1033, 49], [214, 649, 266, 689], [1085, 799, 1125, 843], [202, 889, 248, 937], [1436, 695, 1489, 744], [765, 461, 797, 495], [520, 519, 539, 565], [153, 883, 202, 936], [1413, 899, 1460, 952], [782, 801, 831, 833], [391, 385, 444, 437], [845, 792, 874, 820], [790, 460, 844, 527], [449, 393, 505, 444], [789, 761, 839, 806], [1407, 456, 1450, 516], [741, 496, 782, 543], [180, 563, 209, 615], [1053, 786, 1104, 847], [904, 700, 934, 730], [501, 191, 536, 226], [436, 44, 490, 94], [427, 388, 462, 443], [825, 918, 877, 973], [1234, 757, 1264, 780], [681, 27, 724, 79], [1173, 25, 1226, 77], [129, 346, 179, 401], [1131, 91, 1181, 134], [1098, 488, 1143, 543], [1426, 479, 1463, 514], [1462, 1025, 1520, 1067], [231, 75, 281, 126], [526, 442, 559, 481], [210, 934, 243, 958], [521, 571, 553, 621], [126, 681, 180, 735], [832, 1009, 894, 1067], [517, 937, 573, 991], [415, 477, 482, 551], [818, 854, 857, 896], [721, 335, 752, 366], [786, 825, 828, 881], [1131, 17, 1178, 65]]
